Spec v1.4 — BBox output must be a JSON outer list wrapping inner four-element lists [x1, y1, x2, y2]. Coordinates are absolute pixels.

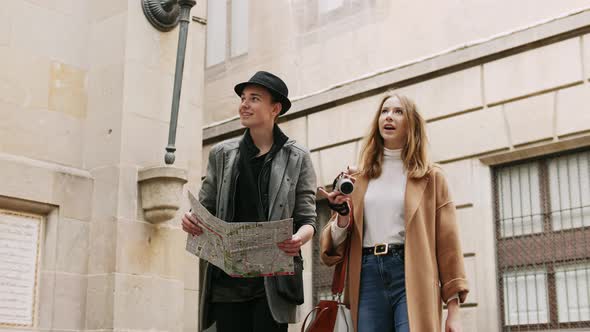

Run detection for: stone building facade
[[0, 1, 206, 332], [2, 1, 590, 332], [202, 1, 590, 331]]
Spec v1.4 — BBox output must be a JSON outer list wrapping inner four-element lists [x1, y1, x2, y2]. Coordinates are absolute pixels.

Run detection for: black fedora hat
[[234, 71, 292, 115]]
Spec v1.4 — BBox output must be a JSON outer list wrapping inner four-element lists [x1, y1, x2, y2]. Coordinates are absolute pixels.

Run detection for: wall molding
[[479, 133, 590, 166]]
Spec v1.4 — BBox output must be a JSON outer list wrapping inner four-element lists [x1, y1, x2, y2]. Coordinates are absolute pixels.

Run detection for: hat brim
[[234, 82, 291, 115]]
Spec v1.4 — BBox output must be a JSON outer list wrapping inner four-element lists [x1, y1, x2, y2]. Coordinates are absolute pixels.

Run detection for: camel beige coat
[[320, 167, 469, 331]]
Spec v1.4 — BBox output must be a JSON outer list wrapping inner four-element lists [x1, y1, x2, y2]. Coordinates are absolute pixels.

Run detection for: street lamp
[[138, 0, 197, 223], [141, 0, 196, 165], [141, 0, 181, 32]]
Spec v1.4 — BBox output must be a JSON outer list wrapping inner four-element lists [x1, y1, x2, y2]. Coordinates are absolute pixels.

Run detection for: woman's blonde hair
[[359, 93, 431, 179]]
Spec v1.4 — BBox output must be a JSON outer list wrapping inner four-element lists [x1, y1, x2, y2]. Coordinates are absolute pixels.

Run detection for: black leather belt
[[362, 243, 404, 256]]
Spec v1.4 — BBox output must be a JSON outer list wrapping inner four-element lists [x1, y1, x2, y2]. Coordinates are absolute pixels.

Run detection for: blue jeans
[[358, 248, 409, 332]]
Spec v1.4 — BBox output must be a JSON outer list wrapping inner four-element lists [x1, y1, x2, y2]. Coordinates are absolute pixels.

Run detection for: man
[[181, 71, 317, 332]]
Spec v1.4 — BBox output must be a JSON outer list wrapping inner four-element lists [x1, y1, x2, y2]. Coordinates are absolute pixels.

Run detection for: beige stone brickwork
[[503, 92, 555, 145], [203, 4, 590, 331], [441, 159, 476, 207], [484, 38, 583, 104], [279, 116, 308, 147], [4, 0, 590, 331], [0, 1, 205, 332], [204, 0, 590, 128], [307, 96, 377, 150], [456, 207, 477, 255], [463, 257, 479, 304], [556, 83, 590, 136], [583, 33, 590, 79], [428, 106, 510, 162], [396, 67, 484, 120]]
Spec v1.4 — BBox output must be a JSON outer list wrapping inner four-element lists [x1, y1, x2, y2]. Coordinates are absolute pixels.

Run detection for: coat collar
[[351, 175, 369, 238], [239, 124, 289, 160]]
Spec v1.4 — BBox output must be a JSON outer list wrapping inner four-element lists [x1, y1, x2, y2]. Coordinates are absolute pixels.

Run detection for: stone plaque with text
[[0, 210, 41, 327]]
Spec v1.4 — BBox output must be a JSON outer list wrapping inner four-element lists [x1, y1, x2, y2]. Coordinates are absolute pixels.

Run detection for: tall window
[[206, 0, 249, 67], [297, 0, 370, 32], [494, 149, 590, 330]]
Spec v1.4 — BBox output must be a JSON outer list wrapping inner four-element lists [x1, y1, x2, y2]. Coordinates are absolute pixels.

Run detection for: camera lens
[[339, 181, 354, 195]]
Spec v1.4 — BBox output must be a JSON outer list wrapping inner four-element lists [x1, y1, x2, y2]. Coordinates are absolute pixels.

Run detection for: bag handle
[[300, 306, 329, 332], [331, 202, 354, 295]]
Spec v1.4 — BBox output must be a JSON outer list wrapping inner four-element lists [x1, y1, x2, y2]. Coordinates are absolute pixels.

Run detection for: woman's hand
[[445, 299, 462, 332], [317, 186, 350, 205], [181, 212, 203, 236], [318, 171, 356, 216], [318, 186, 352, 219]]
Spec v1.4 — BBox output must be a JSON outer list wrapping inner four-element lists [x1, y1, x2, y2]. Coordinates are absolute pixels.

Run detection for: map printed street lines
[[186, 191, 294, 277]]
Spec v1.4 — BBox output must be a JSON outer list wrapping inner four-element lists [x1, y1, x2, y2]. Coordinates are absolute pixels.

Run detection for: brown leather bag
[[301, 204, 354, 332]]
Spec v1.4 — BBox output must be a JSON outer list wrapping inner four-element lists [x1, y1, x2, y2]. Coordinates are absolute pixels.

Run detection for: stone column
[[84, 2, 205, 332]]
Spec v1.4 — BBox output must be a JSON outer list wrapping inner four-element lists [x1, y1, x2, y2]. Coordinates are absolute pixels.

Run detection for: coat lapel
[[351, 175, 369, 239], [268, 148, 292, 218], [220, 148, 239, 220], [404, 175, 429, 228]]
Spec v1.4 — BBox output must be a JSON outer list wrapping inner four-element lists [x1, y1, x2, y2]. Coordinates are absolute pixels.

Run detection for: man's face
[[238, 85, 281, 129]]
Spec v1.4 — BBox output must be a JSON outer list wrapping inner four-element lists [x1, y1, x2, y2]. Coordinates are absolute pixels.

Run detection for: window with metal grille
[[494, 149, 590, 330]]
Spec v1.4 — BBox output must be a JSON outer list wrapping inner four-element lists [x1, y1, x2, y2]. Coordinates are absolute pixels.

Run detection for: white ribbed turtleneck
[[362, 147, 406, 246], [331, 147, 407, 247]]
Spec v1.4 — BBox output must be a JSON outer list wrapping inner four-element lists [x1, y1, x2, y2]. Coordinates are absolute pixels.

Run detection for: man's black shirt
[[210, 126, 288, 303]]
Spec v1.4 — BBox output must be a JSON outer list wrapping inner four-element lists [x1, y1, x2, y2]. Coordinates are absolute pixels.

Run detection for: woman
[[319, 93, 468, 332]]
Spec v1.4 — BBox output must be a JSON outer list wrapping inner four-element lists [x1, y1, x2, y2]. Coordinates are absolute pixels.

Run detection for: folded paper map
[[185, 191, 294, 277]]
